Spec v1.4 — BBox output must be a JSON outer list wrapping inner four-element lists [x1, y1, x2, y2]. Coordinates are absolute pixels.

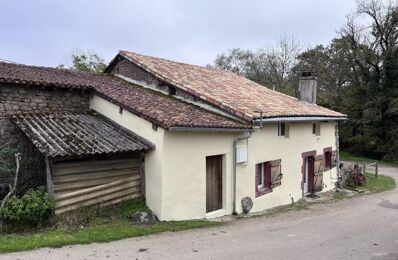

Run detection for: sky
[[0, 0, 358, 67]]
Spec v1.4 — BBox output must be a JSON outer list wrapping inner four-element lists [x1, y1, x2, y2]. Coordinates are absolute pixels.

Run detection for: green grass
[[340, 151, 398, 167], [0, 199, 218, 253], [362, 172, 396, 193], [0, 219, 218, 253]]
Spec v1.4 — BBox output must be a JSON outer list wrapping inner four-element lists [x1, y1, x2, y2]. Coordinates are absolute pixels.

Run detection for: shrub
[[1, 187, 54, 229]]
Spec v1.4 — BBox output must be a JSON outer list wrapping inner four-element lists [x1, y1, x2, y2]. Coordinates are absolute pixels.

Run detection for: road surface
[[1, 164, 397, 260]]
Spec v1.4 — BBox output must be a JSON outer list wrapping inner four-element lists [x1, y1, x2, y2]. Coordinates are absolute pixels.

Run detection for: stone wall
[[0, 83, 90, 145], [112, 58, 200, 102]]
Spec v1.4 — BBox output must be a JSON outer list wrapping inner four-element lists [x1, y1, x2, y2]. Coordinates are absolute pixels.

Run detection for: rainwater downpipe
[[232, 131, 252, 215]]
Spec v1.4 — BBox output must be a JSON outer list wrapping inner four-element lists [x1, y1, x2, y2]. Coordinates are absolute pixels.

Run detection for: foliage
[[121, 198, 151, 218], [211, 0, 398, 161], [59, 51, 107, 73], [210, 36, 301, 95], [0, 141, 46, 196], [0, 219, 217, 253], [340, 151, 398, 167], [1, 187, 54, 229]]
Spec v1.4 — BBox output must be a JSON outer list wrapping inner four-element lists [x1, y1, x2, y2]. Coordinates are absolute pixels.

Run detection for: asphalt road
[[1, 164, 397, 260]]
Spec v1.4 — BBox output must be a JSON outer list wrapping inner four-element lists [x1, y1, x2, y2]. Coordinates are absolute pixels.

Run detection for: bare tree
[[0, 153, 21, 231]]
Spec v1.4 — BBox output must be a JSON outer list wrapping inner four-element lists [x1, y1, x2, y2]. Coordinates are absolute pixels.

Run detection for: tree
[[59, 51, 107, 73], [211, 36, 301, 95]]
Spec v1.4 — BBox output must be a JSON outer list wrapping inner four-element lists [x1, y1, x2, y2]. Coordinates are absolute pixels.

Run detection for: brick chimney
[[298, 72, 317, 104]]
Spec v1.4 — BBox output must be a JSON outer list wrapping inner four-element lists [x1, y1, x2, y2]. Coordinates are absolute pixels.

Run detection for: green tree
[[59, 51, 107, 73]]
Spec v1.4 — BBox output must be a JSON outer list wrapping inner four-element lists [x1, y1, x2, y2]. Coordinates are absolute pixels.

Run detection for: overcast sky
[[0, 0, 357, 67]]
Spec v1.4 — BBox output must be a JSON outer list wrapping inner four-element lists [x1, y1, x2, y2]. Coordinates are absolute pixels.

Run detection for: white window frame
[[312, 122, 321, 136], [258, 163, 265, 189], [278, 123, 286, 137]]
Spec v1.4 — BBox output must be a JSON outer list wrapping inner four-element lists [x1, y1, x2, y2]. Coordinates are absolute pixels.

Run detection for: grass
[[361, 172, 396, 193], [0, 199, 218, 253], [340, 151, 398, 167], [0, 219, 217, 253]]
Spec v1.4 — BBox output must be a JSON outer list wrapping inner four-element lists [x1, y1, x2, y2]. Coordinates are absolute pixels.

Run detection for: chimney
[[298, 72, 317, 104]]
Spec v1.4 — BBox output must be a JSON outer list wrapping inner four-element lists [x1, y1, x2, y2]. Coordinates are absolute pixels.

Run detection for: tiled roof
[[12, 111, 154, 158], [0, 61, 93, 89], [0, 62, 250, 130], [119, 51, 346, 120]]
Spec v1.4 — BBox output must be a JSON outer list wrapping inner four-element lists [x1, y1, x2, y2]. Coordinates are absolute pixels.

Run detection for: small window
[[278, 123, 289, 138], [255, 160, 282, 197], [324, 151, 332, 169], [312, 122, 321, 136], [258, 163, 265, 189], [278, 123, 285, 136]]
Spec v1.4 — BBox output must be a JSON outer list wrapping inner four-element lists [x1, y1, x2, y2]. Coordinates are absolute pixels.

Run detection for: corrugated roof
[[12, 111, 154, 158], [0, 61, 250, 130], [118, 51, 346, 120]]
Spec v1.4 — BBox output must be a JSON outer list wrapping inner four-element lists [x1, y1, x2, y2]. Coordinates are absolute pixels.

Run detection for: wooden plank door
[[206, 155, 223, 213], [307, 156, 315, 193]]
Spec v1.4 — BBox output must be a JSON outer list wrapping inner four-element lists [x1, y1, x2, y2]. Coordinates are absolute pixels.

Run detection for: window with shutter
[[255, 160, 282, 197]]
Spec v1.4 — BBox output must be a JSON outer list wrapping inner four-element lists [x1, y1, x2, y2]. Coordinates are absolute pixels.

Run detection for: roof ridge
[[0, 61, 102, 76], [119, 50, 230, 74]]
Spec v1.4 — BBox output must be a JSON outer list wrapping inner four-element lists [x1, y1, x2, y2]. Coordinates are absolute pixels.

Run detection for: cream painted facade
[[90, 95, 338, 221]]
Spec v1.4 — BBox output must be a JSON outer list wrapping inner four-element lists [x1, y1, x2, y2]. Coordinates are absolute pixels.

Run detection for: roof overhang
[[253, 116, 347, 124], [12, 111, 154, 159], [168, 127, 253, 132]]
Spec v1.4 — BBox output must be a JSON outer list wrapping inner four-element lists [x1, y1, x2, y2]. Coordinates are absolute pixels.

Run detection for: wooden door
[[307, 156, 315, 193], [206, 155, 223, 213]]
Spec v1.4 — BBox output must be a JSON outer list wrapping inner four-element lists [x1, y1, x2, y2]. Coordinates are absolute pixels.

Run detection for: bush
[[1, 187, 53, 229]]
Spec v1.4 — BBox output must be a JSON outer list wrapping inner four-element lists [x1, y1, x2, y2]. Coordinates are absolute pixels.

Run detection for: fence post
[[375, 162, 378, 179]]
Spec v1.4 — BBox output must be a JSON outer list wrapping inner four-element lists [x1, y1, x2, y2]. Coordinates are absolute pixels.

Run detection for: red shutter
[[264, 162, 272, 189], [255, 163, 260, 195]]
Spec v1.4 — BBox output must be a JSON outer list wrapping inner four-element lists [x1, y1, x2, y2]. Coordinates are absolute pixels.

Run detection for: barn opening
[[12, 111, 154, 215]]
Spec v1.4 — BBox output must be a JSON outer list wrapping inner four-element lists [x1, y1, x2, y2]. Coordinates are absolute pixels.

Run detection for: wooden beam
[[45, 157, 54, 197]]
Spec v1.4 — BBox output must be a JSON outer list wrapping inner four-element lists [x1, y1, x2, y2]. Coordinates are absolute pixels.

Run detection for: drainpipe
[[232, 131, 252, 215]]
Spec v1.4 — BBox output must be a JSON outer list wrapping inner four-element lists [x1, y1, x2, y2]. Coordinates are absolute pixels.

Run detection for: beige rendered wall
[[89, 95, 165, 218], [160, 122, 338, 220], [235, 121, 338, 213], [90, 94, 338, 220], [161, 131, 239, 220]]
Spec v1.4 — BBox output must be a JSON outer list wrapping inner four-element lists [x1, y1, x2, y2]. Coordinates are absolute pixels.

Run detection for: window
[[324, 151, 332, 169], [255, 160, 282, 197], [323, 147, 333, 169], [278, 123, 289, 137], [312, 122, 321, 136]]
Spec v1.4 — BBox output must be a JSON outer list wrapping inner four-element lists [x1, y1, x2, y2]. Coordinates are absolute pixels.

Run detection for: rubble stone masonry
[[0, 83, 90, 145]]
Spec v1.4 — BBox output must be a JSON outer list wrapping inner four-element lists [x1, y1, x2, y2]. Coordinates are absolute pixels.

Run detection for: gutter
[[168, 127, 252, 132], [253, 116, 347, 124], [232, 131, 252, 215]]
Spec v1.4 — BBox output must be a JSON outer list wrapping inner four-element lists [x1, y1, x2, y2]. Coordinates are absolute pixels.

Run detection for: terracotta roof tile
[[120, 51, 346, 119], [0, 62, 250, 130]]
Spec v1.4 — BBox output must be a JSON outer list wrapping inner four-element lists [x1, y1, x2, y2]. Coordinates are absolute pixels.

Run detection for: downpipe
[[232, 131, 252, 215]]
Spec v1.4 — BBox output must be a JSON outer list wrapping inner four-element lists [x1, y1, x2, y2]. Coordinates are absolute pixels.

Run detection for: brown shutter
[[264, 162, 272, 189], [255, 163, 260, 194], [270, 159, 282, 188], [315, 155, 324, 174], [313, 155, 324, 192]]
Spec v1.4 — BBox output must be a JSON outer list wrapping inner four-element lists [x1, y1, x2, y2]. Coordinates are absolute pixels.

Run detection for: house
[[0, 51, 346, 221]]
